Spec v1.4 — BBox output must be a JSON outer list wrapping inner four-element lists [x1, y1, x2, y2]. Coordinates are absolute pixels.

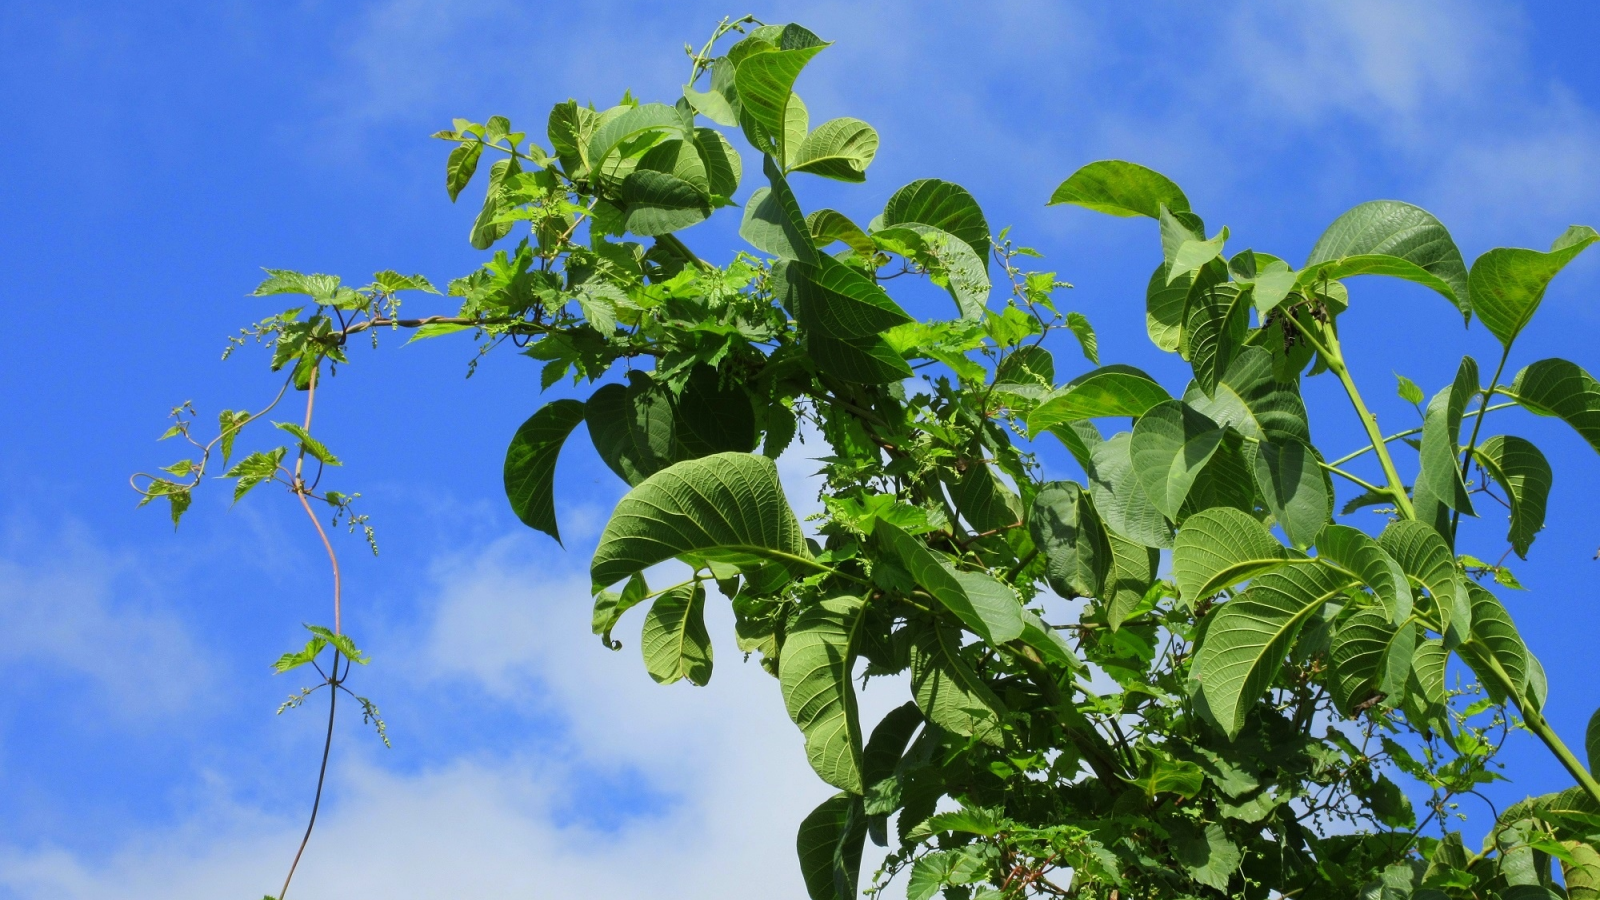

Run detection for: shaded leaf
[[640, 582, 713, 685], [1252, 437, 1331, 549], [781, 594, 868, 792], [1303, 200, 1470, 317], [1172, 507, 1286, 603], [1474, 434, 1551, 558], [503, 399, 585, 543]]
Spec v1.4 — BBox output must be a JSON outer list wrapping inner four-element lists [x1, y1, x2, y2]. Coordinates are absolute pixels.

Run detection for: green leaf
[[875, 224, 991, 320], [1065, 312, 1098, 364], [618, 169, 711, 237], [1587, 706, 1600, 776], [225, 447, 287, 503], [445, 139, 483, 202], [740, 155, 818, 263], [1087, 432, 1173, 549], [1415, 356, 1479, 518], [796, 791, 865, 900], [908, 620, 1006, 746], [1473, 435, 1551, 558], [1168, 226, 1230, 286], [691, 128, 742, 201], [1302, 200, 1470, 317], [1126, 751, 1206, 799], [675, 365, 758, 457], [1183, 281, 1250, 394], [949, 464, 1022, 534], [1505, 358, 1600, 455], [304, 624, 367, 664], [1027, 366, 1171, 434], [806, 208, 875, 258], [1379, 521, 1470, 646], [1456, 582, 1530, 705], [590, 452, 813, 590], [585, 374, 676, 486], [1105, 531, 1159, 628], [592, 572, 648, 648], [274, 422, 341, 466], [1469, 225, 1597, 347], [1172, 507, 1286, 603], [1171, 823, 1242, 892], [734, 40, 830, 162], [789, 254, 913, 339], [861, 702, 922, 815], [1330, 609, 1416, 714], [503, 399, 585, 543], [585, 102, 687, 171], [1402, 637, 1450, 732], [875, 522, 1024, 644], [1027, 481, 1107, 599], [470, 157, 520, 250], [640, 582, 713, 686], [789, 117, 878, 182], [1252, 438, 1331, 549], [1316, 524, 1413, 624], [1129, 400, 1226, 519], [1397, 372, 1425, 406], [780, 594, 868, 792], [1145, 262, 1188, 352], [1048, 160, 1190, 218], [1196, 562, 1357, 737], [879, 179, 991, 272]]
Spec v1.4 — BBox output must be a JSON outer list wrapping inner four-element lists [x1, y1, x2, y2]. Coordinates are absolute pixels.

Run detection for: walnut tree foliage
[[135, 16, 1600, 900]]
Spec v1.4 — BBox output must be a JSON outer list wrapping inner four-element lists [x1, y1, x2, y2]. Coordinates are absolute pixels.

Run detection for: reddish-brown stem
[[296, 490, 343, 635]]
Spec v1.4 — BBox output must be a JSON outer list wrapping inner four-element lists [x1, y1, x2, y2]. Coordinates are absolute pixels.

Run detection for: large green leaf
[[806, 208, 875, 258], [692, 127, 742, 201], [1196, 562, 1358, 737], [1218, 347, 1312, 446], [1183, 282, 1250, 394], [781, 594, 868, 792], [591, 452, 812, 589], [874, 223, 991, 320], [879, 179, 991, 272], [908, 620, 1006, 746], [789, 117, 878, 182], [585, 102, 689, 171], [1506, 358, 1600, 455], [790, 254, 913, 339], [1330, 608, 1416, 715], [1087, 432, 1173, 549], [503, 399, 585, 543], [618, 169, 712, 236], [1469, 225, 1598, 347], [1168, 226, 1230, 287], [1172, 507, 1286, 603], [1456, 583, 1531, 706], [675, 365, 758, 457], [876, 522, 1024, 643], [640, 582, 713, 685], [1106, 531, 1160, 628], [1027, 481, 1107, 599], [1316, 524, 1413, 624], [1414, 356, 1479, 518], [741, 155, 819, 263], [1171, 823, 1242, 892], [1252, 437, 1331, 549], [796, 792, 866, 900], [1048, 159, 1190, 218], [1130, 400, 1226, 519], [469, 157, 519, 250], [1588, 707, 1600, 776], [1145, 262, 1189, 352], [445, 139, 483, 202], [861, 702, 922, 816], [949, 464, 1022, 534], [586, 374, 677, 486], [1302, 200, 1470, 317], [1473, 435, 1551, 558], [1378, 521, 1470, 646], [1028, 365, 1171, 434], [1403, 637, 1450, 733], [734, 37, 829, 162]]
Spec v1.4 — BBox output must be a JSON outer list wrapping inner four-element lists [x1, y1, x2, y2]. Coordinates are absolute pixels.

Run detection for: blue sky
[[2, 1, 1599, 897]]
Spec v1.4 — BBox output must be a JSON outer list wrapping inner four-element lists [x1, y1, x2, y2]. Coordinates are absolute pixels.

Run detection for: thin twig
[[278, 652, 341, 900]]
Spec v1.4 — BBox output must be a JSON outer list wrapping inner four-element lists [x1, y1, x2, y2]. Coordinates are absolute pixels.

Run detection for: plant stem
[[1319, 461, 1384, 494], [1479, 650, 1600, 805], [278, 651, 341, 900], [659, 232, 714, 271], [1304, 322, 1416, 519], [1451, 346, 1512, 542], [1326, 403, 1518, 468]]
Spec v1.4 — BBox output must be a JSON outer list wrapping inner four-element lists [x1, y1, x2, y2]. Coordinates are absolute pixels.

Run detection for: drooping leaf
[[1172, 507, 1286, 603], [1028, 366, 1171, 434], [445, 139, 483, 202], [733, 38, 829, 162], [1066, 312, 1099, 364], [591, 452, 813, 589], [691, 127, 742, 201], [1456, 582, 1530, 705], [796, 792, 866, 900], [781, 594, 868, 792], [503, 399, 585, 543], [1379, 521, 1470, 646], [675, 365, 759, 457], [1330, 608, 1416, 714], [1027, 481, 1107, 599], [640, 582, 713, 686], [586, 374, 677, 486], [618, 169, 711, 236], [861, 702, 922, 817], [1506, 358, 1600, 456], [1469, 225, 1597, 347], [1167, 226, 1230, 287], [789, 117, 878, 182], [1196, 562, 1357, 737], [1402, 637, 1450, 733], [1048, 160, 1190, 219], [907, 620, 1006, 746], [875, 223, 991, 320], [1219, 347, 1312, 446], [1106, 531, 1159, 628], [879, 178, 991, 272], [1302, 200, 1471, 317], [1473, 434, 1551, 558], [1171, 823, 1242, 892], [1145, 262, 1189, 352], [591, 572, 648, 648], [1183, 281, 1250, 394], [741, 155, 819, 264], [790, 254, 914, 339], [1129, 400, 1226, 519], [1316, 524, 1413, 624], [1414, 356, 1479, 519], [1252, 437, 1331, 549], [876, 522, 1023, 643], [1087, 432, 1173, 549], [806, 208, 875, 258]]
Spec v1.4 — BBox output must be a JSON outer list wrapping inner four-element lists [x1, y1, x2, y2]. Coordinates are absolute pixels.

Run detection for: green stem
[[1451, 346, 1513, 542], [1319, 461, 1384, 494], [1327, 403, 1518, 468], [1303, 322, 1416, 520], [1479, 650, 1600, 805], [659, 232, 714, 272]]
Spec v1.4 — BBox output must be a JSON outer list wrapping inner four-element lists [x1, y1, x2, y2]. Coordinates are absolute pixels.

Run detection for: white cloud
[[0, 523, 205, 717]]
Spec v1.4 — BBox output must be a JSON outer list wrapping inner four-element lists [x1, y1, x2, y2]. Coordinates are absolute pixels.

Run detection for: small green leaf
[[1048, 159, 1190, 218], [585, 373, 677, 486], [806, 208, 875, 258], [503, 399, 585, 543], [1171, 823, 1242, 891], [618, 169, 712, 237], [225, 447, 288, 503], [1396, 373, 1425, 406], [640, 582, 713, 685], [445, 139, 483, 202], [1027, 481, 1107, 599], [1065, 311, 1098, 364], [1028, 366, 1171, 433]]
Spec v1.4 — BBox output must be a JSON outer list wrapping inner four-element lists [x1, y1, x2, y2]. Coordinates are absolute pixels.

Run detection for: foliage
[[135, 15, 1600, 900]]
